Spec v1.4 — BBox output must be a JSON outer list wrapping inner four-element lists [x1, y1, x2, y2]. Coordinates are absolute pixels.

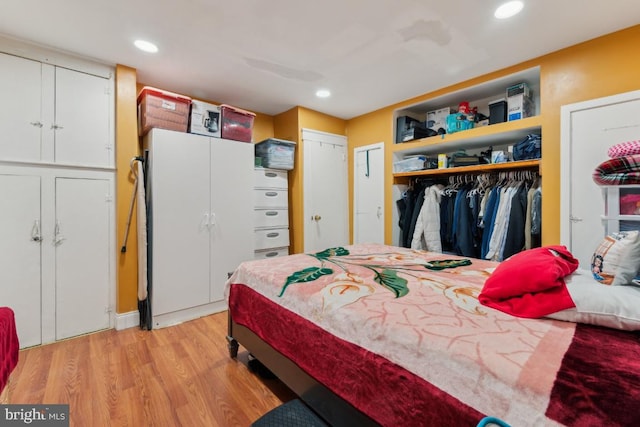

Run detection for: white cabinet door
[[148, 131, 211, 315], [54, 67, 112, 167], [354, 143, 385, 245], [0, 53, 44, 162], [54, 177, 111, 340], [0, 173, 42, 348], [210, 139, 253, 302]]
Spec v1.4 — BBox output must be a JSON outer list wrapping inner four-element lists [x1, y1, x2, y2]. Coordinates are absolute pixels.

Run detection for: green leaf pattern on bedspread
[[279, 247, 473, 307]]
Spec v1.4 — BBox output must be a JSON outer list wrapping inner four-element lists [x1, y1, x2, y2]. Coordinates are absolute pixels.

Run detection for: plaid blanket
[[592, 154, 640, 185]]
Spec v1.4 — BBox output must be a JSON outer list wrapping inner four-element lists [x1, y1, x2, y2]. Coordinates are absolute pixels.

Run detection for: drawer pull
[[265, 252, 278, 257], [265, 211, 279, 216], [265, 191, 278, 197], [266, 232, 280, 238], [265, 172, 277, 178]]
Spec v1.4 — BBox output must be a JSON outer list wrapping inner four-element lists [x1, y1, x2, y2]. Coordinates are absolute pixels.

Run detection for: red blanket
[[0, 307, 19, 393], [479, 246, 579, 317]]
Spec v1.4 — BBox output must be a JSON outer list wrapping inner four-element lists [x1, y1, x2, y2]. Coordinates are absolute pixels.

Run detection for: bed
[[225, 243, 640, 426]]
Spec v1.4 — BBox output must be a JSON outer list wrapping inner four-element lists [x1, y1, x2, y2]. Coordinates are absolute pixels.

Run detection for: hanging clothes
[[411, 184, 444, 252]]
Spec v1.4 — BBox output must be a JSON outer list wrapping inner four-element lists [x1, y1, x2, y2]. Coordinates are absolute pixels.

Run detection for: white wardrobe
[[144, 128, 254, 328], [0, 45, 115, 348]]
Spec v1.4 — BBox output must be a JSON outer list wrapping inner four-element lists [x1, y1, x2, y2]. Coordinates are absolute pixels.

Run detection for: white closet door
[[54, 67, 112, 167], [354, 143, 385, 245], [0, 174, 42, 348], [561, 91, 640, 268], [54, 177, 111, 340], [0, 53, 43, 162], [148, 130, 211, 315], [210, 138, 253, 302], [303, 130, 349, 252]]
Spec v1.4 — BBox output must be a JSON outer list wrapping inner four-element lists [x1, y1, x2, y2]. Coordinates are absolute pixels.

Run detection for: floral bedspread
[[226, 243, 578, 426]]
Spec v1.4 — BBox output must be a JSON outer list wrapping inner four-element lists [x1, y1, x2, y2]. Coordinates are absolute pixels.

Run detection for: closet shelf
[[392, 116, 542, 156], [393, 159, 540, 180]]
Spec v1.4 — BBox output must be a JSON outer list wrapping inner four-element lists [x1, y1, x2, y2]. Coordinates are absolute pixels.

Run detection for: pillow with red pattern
[[590, 230, 640, 286], [608, 140, 640, 158]]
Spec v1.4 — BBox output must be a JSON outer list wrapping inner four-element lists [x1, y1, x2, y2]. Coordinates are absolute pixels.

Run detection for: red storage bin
[[137, 86, 192, 136], [220, 104, 256, 142]]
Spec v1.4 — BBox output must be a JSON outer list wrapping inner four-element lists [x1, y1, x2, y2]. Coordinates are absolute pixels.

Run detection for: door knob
[[312, 215, 322, 221]]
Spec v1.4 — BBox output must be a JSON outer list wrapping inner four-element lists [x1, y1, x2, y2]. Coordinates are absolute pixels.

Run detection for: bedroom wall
[[345, 24, 640, 247], [273, 107, 347, 254], [115, 24, 640, 316]]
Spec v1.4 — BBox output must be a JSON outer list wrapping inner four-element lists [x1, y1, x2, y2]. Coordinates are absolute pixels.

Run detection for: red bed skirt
[[0, 307, 19, 393]]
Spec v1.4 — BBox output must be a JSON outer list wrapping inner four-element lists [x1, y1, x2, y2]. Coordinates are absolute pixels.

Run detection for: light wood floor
[[8, 311, 296, 426]]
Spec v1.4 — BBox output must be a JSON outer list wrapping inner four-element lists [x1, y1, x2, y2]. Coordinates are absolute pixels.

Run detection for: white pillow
[[590, 230, 640, 286], [546, 269, 640, 330]]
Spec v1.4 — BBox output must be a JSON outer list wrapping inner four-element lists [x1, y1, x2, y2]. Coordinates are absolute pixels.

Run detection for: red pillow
[[479, 246, 579, 318]]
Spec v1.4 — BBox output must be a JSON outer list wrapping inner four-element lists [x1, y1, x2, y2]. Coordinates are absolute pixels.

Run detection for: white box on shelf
[[189, 99, 221, 137], [393, 155, 426, 173], [426, 107, 451, 133], [506, 83, 534, 121]]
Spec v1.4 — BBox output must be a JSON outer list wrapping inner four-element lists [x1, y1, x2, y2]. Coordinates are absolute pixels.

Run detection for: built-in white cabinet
[[254, 167, 290, 259], [0, 51, 113, 168], [144, 129, 254, 328], [0, 167, 115, 348]]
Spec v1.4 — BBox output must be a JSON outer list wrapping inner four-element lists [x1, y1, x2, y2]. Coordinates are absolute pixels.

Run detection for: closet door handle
[[377, 206, 382, 219], [265, 191, 278, 197], [265, 172, 277, 178], [51, 124, 64, 130], [569, 215, 583, 222], [210, 213, 217, 227], [266, 232, 279, 238], [53, 220, 66, 246], [30, 121, 43, 128], [31, 220, 42, 242]]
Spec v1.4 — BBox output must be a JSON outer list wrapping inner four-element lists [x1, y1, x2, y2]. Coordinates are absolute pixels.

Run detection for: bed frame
[[226, 313, 379, 427]]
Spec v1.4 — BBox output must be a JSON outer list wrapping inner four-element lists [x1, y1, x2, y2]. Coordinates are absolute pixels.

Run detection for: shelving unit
[[390, 66, 542, 244]]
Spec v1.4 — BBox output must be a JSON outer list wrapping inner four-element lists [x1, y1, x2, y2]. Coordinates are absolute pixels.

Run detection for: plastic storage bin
[[255, 138, 296, 170], [220, 104, 256, 142], [137, 86, 192, 136], [393, 155, 426, 173]]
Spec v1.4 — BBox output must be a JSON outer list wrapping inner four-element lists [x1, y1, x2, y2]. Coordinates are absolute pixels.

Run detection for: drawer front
[[254, 228, 290, 250], [254, 189, 288, 208], [254, 208, 289, 229], [254, 246, 290, 260], [254, 168, 288, 189]]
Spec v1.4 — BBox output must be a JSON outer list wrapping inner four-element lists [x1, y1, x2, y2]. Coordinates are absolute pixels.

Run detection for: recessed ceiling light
[[134, 39, 158, 53], [494, 1, 524, 19], [316, 89, 331, 98]]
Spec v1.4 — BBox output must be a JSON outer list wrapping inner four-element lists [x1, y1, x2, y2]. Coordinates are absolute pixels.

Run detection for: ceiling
[[1, 1, 639, 119]]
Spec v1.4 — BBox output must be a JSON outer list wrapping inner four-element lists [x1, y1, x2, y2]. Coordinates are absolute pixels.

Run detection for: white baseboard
[[115, 310, 140, 330]]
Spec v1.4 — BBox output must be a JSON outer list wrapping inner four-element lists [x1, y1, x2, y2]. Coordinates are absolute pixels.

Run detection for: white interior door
[[55, 177, 111, 340], [354, 143, 385, 244], [54, 67, 112, 167], [303, 129, 349, 252], [0, 173, 42, 348], [561, 90, 640, 268], [0, 53, 43, 162]]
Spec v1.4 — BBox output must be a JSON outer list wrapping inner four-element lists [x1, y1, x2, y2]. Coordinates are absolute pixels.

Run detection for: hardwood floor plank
[[8, 311, 296, 426]]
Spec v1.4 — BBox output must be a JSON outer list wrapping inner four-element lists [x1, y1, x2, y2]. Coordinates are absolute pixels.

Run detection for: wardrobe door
[[0, 53, 44, 162], [147, 130, 212, 315], [0, 173, 42, 347], [54, 67, 112, 167], [54, 177, 111, 340], [209, 138, 253, 302]]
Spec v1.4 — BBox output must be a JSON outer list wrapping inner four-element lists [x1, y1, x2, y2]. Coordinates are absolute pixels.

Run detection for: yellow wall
[[115, 65, 141, 313], [273, 107, 347, 253], [346, 25, 640, 247]]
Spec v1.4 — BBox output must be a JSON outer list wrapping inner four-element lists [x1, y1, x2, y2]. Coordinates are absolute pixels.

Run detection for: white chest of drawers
[[254, 167, 290, 259]]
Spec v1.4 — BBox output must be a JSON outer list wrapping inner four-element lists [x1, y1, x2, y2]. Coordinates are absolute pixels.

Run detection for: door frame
[[560, 89, 640, 249], [353, 142, 385, 244], [302, 128, 348, 252]]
